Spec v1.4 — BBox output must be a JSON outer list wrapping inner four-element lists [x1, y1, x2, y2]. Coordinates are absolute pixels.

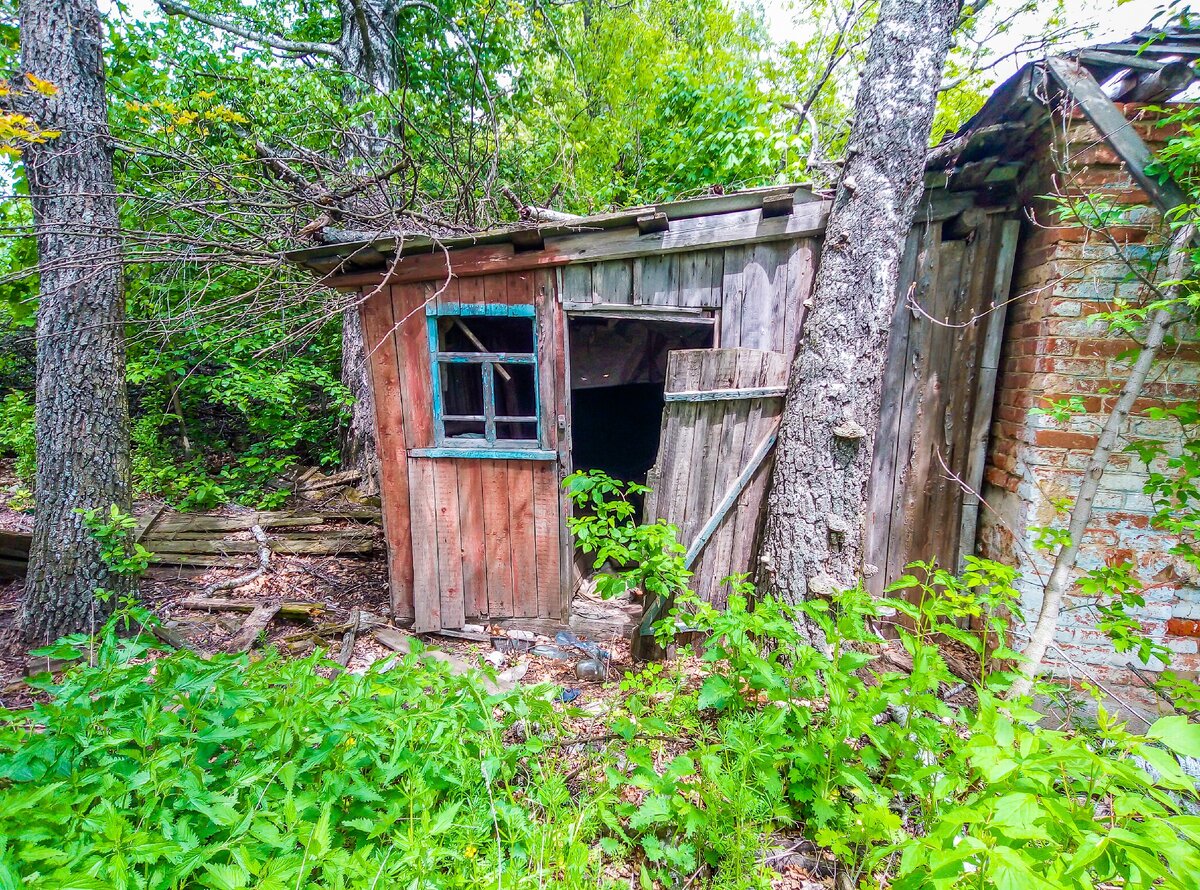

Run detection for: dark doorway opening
[[567, 316, 714, 488]]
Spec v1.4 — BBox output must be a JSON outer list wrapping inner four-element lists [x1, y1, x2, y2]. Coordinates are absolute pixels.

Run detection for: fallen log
[[176, 597, 326, 619]]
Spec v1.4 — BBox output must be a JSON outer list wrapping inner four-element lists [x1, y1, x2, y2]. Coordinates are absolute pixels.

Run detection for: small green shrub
[[563, 470, 691, 600], [0, 389, 35, 483]]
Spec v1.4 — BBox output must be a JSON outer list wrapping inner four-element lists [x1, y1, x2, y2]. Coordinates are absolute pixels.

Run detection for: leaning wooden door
[[645, 348, 789, 609]]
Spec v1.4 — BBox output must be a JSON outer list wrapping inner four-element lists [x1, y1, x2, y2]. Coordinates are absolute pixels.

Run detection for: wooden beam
[[664, 386, 788, 402], [1045, 55, 1191, 216], [636, 212, 669, 234]]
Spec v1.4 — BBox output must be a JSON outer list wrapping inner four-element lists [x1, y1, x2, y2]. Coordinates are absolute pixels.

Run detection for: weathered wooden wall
[[358, 202, 1019, 628], [560, 240, 818, 356], [359, 269, 569, 629], [864, 216, 1021, 594]]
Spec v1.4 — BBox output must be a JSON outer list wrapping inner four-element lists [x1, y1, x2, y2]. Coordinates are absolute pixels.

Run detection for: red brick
[[1076, 339, 1138, 358], [1168, 619, 1200, 639], [1035, 430, 1099, 450]]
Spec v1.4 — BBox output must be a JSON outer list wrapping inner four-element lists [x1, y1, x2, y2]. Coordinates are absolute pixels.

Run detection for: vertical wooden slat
[[561, 265, 593, 306], [727, 352, 788, 595], [433, 460, 466, 628], [593, 259, 634, 304], [359, 285, 415, 618], [408, 458, 441, 631], [864, 226, 923, 595], [482, 460, 514, 618], [508, 461, 538, 617], [635, 253, 680, 306], [893, 237, 965, 583], [958, 219, 1021, 568], [532, 462, 562, 619], [678, 250, 724, 308], [781, 240, 816, 361], [457, 460, 488, 619], [881, 223, 943, 589], [395, 283, 436, 450], [719, 245, 752, 347], [695, 351, 759, 606]]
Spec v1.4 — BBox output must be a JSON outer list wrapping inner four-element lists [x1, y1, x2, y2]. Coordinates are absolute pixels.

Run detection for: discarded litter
[[559, 688, 581, 703], [575, 658, 607, 682], [530, 643, 575, 661]]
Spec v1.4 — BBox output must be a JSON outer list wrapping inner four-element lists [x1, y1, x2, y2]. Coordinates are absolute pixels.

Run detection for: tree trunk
[[18, 0, 132, 645], [340, 304, 380, 496], [759, 0, 960, 615]]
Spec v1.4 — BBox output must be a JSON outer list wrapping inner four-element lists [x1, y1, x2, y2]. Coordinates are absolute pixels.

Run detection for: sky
[[762, 0, 1159, 78]]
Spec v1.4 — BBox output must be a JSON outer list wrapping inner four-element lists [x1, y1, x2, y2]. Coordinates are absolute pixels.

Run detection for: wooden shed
[[288, 178, 1022, 632]]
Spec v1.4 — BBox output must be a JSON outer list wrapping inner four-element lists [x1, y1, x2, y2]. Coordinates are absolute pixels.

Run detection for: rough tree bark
[[759, 0, 961, 620], [1007, 224, 1195, 700], [18, 0, 132, 644]]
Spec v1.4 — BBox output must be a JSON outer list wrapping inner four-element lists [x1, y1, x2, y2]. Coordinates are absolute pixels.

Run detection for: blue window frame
[[426, 302, 542, 451]]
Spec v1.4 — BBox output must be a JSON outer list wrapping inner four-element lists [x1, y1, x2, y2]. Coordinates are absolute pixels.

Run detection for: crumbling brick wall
[[978, 104, 1200, 712]]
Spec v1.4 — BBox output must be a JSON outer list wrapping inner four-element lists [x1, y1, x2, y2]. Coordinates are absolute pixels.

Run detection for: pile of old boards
[[0, 504, 382, 580], [140, 506, 381, 572]]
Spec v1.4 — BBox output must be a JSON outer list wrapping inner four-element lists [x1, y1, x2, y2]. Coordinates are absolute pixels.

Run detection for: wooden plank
[[718, 245, 752, 348], [508, 461, 538, 618], [694, 351, 759, 605], [505, 268, 536, 307], [958, 219, 1021, 568], [679, 352, 734, 595], [395, 283, 436, 450], [456, 460, 488, 620], [896, 238, 967, 584], [360, 284, 415, 617], [1045, 56, 1190, 215], [678, 249, 723, 308], [432, 460, 466, 629], [226, 602, 281, 653], [782, 239, 816, 362], [880, 224, 942, 592], [560, 264, 593, 305], [408, 458, 441, 631], [634, 253, 679, 305], [863, 226, 923, 595], [535, 271, 559, 451], [325, 202, 833, 288], [726, 352, 788, 594], [686, 428, 780, 571], [482, 460, 514, 618], [664, 386, 787, 402], [591, 259, 634, 304], [736, 246, 776, 350], [532, 462, 562, 619]]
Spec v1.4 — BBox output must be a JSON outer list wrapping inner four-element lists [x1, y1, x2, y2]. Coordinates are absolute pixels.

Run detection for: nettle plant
[[563, 470, 692, 601], [605, 561, 1200, 889]]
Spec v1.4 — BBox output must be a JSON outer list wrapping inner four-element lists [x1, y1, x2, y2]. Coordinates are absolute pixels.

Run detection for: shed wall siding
[[361, 270, 567, 627]]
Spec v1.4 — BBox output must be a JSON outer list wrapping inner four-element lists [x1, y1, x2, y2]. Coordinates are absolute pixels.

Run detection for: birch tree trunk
[[759, 0, 960, 615], [18, 0, 132, 644]]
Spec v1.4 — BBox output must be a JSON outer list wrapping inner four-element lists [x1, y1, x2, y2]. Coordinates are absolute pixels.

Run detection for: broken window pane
[[438, 315, 534, 354], [440, 363, 484, 421]]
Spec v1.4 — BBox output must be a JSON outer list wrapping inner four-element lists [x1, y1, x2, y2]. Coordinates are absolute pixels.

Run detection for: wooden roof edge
[[284, 183, 824, 274]]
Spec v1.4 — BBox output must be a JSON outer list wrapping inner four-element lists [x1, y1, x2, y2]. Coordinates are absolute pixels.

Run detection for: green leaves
[[1148, 715, 1200, 758]]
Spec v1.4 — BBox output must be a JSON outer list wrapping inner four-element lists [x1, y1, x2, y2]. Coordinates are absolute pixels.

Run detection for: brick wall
[[978, 104, 1200, 713]]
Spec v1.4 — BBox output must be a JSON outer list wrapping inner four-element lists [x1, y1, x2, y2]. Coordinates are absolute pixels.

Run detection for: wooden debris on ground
[[226, 601, 282, 653]]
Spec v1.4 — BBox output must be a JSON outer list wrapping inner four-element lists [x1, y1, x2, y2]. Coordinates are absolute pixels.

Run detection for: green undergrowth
[[3, 569, 1200, 889]]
